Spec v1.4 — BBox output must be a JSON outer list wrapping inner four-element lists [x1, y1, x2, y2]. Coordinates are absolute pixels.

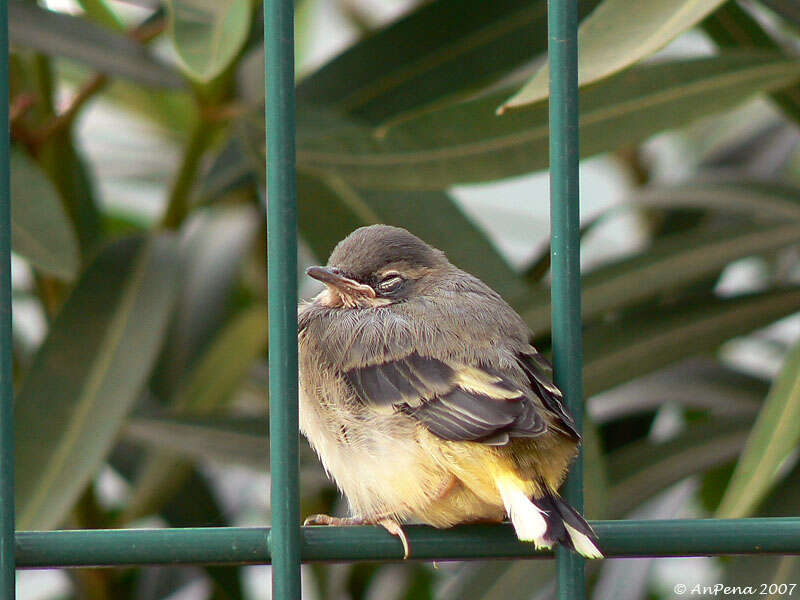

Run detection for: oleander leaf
[[8, 0, 184, 87], [631, 179, 800, 221], [124, 414, 268, 469], [501, 0, 728, 110], [582, 288, 800, 397], [523, 221, 800, 334], [15, 236, 181, 530], [298, 0, 601, 123], [716, 338, 800, 518], [702, 2, 800, 125], [10, 148, 80, 280], [167, 0, 252, 82], [124, 304, 267, 521], [607, 419, 750, 518], [295, 54, 800, 188]]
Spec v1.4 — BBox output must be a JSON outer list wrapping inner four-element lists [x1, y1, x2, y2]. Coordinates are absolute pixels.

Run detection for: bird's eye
[[376, 275, 404, 294]]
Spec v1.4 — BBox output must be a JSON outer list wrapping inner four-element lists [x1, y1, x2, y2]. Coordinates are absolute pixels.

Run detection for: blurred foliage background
[[7, 0, 800, 598]]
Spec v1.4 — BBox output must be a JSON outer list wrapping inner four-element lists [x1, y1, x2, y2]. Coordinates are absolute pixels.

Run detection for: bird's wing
[[343, 351, 571, 446], [516, 349, 580, 440]]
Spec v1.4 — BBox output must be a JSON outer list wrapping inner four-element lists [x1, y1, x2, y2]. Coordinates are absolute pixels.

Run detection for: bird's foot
[[377, 518, 410, 560], [303, 514, 410, 559], [303, 514, 365, 527]]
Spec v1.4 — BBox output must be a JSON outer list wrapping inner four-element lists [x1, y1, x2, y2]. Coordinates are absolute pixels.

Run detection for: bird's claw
[[378, 518, 410, 559], [302, 514, 410, 559]]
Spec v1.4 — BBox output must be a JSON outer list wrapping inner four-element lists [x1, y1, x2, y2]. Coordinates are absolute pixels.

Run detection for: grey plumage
[[298, 225, 602, 559]]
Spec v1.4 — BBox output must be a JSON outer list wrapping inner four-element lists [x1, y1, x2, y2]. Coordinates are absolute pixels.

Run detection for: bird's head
[[306, 225, 449, 309]]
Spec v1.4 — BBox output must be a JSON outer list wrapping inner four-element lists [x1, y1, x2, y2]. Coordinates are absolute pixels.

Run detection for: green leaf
[[296, 54, 800, 188], [501, 0, 728, 110], [200, 132, 259, 202], [174, 303, 267, 411], [37, 132, 103, 257], [154, 205, 260, 399], [8, 0, 184, 88], [592, 359, 765, 421], [124, 414, 267, 469], [74, 0, 125, 32], [167, 0, 252, 82], [523, 221, 800, 334], [125, 304, 267, 520], [582, 418, 608, 519], [297, 0, 602, 123], [716, 338, 800, 518], [702, 1, 800, 125], [14, 236, 181, 530], [128, 208, 260, 521], [583, 288, 800, 397], [607, 419, 750, 518], [760, 0, 800, 27], [631, 179, 800, 221], [10, 148, 80, 280]]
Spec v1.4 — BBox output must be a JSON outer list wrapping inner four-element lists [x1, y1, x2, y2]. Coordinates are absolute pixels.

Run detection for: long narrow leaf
[[9, 0, 184, 88], [607, 419, 750, 518], [501, 0, 727, 109], [154, 206, 260, 399], [583, 288, 800, 396], [760, 0, 800, 27], [716, 338, 800, 518], [298, 0, 601, 123], [10, 148, 80, 280], [523, 222, 800, 334], [125, 304, 267, 520], [124, 414, 267, 469], [631, 180, 800, 221], [296, 54, 800, 188], [174, 303, 267, 410], [15, 236, 181, 530], [702, 1, 800, 124]]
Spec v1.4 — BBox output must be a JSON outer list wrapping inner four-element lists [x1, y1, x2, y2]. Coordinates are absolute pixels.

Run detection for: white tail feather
[[496, 478, 550, 548], [564, 522, 604, 559]]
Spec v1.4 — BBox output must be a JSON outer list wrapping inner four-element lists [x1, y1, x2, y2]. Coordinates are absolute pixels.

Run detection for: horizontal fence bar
[[15, 519, 800, 568]]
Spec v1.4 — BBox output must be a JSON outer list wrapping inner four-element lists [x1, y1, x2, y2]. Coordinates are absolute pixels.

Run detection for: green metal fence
[[2, 1, 800, 599]]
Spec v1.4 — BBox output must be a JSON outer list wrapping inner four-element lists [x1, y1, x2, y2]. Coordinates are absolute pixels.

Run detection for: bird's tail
[[497, 477, 603, 559]]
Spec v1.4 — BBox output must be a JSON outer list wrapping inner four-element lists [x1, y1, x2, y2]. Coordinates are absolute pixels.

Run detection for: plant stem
[[35, 74, 108, 144], [24, 16, 166, 149], [161, 117, 214, 229]]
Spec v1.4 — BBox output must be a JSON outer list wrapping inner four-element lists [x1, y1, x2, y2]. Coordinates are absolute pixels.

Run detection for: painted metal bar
[[0, 1, 16, 597], [547, 0, 584, 597], [265, 0, 301, 596], [13, 519, 800, 568]]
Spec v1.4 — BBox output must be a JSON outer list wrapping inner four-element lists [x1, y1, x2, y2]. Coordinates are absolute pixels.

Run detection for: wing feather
[[344, 352, 550, 445], [517, 351, 580, 440]]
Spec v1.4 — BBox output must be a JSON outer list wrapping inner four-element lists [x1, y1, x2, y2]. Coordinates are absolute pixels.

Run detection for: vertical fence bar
[[265, 0, 301, 597], [0, 1, 15, 597], [547, 0, 584, 598]]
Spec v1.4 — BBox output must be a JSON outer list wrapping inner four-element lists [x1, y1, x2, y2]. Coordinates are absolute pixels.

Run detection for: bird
[[297, 224, 602, 560]]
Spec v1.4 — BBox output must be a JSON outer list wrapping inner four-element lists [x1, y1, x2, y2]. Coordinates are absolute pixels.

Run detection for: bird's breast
[[297, 369, 449, 520]]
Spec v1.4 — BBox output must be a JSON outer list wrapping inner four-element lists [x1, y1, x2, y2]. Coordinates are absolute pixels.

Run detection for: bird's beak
[[306, 266, 376, 298]]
